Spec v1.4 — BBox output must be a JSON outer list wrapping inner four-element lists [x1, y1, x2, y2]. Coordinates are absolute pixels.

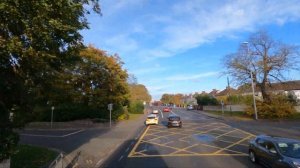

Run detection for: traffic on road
[[103, 107, 267, 168]]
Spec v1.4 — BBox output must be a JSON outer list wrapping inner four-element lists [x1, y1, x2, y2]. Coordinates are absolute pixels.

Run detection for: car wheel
[[249, 150, 257, 163]]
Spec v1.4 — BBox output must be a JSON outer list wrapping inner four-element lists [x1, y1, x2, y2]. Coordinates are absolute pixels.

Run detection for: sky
[[81, 0, 300, 101]]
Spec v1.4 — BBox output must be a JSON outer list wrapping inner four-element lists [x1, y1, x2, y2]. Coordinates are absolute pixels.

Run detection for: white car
[[187, 105, 194, 110], [152, 110, 159, 114], [145, 114, 159, 125]]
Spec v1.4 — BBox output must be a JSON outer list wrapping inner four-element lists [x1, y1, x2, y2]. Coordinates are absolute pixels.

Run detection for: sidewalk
[[55, 114, 147, 168]]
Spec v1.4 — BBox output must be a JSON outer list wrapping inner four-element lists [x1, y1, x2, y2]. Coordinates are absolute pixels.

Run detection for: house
[[238, 80, 300, 100], [215, 87, 238, 97]]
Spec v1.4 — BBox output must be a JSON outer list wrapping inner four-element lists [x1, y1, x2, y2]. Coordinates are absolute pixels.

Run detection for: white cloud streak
[[99, 0, 300, 60], [166, 72, 219, 81]]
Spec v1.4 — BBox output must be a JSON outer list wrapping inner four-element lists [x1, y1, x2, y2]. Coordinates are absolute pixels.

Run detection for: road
[[101, 108, 263, 168]]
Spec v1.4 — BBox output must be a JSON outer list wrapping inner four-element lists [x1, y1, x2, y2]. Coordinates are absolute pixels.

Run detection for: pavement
[[19, 113, 148, 168]]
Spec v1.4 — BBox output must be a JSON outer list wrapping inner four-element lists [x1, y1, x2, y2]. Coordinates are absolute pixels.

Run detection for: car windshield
[[169, 117, 180, 121], [147, 117, 155, 119], [276, 142, 300, 158]]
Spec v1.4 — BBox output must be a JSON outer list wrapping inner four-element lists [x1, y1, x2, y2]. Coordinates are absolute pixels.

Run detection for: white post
[[243, 41, 258, 120], [221, 100, 224, 115], [109, 108, 112, 128], [51, 106, 54, 128], [250, 72, 258, 120]]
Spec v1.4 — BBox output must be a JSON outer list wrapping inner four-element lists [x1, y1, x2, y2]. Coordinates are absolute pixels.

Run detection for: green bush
[[128, 101, 144, 114], [245, 94, 296, 118], [196, 95, 219, 105]]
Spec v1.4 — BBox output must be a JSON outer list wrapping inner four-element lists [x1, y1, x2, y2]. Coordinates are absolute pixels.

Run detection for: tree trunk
[[258, 83, 271, 103]]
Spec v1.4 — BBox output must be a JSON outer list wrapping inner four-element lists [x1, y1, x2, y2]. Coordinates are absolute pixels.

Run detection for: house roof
[[238, 80, 300, 93], [208, 89, 219, 96], [216, 87, 237, 96]]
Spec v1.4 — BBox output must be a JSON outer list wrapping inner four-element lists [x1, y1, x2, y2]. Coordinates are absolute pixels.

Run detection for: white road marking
[[126, 147, 130, 152], [118, 155, 124, 162], [61, 129, 84, 137], [160, 110, 164, 118], [20, 129, 84, 138], [96, 159, 103, 166]]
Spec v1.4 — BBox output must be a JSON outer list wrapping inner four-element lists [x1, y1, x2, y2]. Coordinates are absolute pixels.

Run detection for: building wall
[[203, 105, 247, 112]]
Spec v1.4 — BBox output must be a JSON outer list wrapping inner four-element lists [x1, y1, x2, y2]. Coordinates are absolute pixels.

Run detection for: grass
[[128, 113, 144, 120], [205, 110, 300, 120], [11, 144, 58, 168], [205, 110, 246, 117], [287, 112, 300, 120]]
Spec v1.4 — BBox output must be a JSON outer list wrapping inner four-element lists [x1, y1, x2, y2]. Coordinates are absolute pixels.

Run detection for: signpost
[[221, 101, 224, 115], [108, 103, 113, 128], [51, 106, 54, 128]]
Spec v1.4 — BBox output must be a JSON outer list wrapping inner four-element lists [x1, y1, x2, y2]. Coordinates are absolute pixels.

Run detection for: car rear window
[[169, 117, 180, 121], [147, 117, 155, 119]]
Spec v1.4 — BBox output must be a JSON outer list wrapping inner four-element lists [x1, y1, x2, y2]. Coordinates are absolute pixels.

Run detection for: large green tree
[[0, 0, 100, 161], [129, 84, 151, 103]]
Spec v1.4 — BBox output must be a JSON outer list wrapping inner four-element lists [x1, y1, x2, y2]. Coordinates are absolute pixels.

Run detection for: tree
[[129, 84, 151, 103], [160, 93, 183, 106], [223, 30, 299, 103], [0, 0, 100, 161], [195, 94, 218, 106]]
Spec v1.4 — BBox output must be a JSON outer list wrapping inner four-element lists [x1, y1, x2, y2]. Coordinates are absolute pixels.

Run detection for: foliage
[[223, 30, 300, 103], [31, 46, 130, 121], [129, 84, 151, 103], [160, 94, 184, 105], [226, 95, 253, 105], [128, 101, 144, 114], [11, 144, 58, 168], [195, 94, 219, 106], [0, 0, 100, 161], [245, 94, 296, 118]]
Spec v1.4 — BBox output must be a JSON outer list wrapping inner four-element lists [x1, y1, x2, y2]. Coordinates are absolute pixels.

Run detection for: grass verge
[[11, 144, 58, 168], [128, 113, 144, 120]]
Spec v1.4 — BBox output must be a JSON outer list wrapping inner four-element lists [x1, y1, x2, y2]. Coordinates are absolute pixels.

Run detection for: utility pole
[[243, 42, 258, 120]]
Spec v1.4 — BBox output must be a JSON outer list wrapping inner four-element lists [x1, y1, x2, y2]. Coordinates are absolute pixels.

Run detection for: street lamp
[[243, 42, 258, 120]]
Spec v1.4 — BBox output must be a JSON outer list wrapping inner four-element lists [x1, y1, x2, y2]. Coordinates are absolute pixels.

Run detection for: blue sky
[[81, 0, 300, 100]]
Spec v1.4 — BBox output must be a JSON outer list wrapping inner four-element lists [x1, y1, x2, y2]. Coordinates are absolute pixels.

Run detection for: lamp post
[[243, 42, 258, 120]]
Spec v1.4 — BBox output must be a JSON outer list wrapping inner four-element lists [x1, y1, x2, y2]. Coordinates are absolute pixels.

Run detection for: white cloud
[[166, 72, 219, 81], [130, 66, 166, 75], [102, 0, 300, 60]]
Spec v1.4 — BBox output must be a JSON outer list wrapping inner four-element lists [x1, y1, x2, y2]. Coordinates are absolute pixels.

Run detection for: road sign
[[108, 103, 113, 111], [108, 103, 113, 128]]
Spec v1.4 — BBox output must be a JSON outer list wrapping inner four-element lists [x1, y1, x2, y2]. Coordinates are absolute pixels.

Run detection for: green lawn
[[128, 113, 144, 120], [205, 110, 300, 120], [11, 144, 58, 168]]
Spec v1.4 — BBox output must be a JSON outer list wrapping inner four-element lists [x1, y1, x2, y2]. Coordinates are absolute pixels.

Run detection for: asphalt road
[[101, 108, 263, 168]]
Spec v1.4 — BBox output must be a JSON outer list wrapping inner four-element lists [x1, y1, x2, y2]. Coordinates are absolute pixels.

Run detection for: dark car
[[167, 115, 182, 128], [249, 135, 300, 168]]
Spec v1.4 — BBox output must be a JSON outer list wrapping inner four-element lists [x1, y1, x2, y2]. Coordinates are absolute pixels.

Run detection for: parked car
[[249, 135, 300, 168], [167, 115, 182, 128], [145, 114, 159, 125], [163, 107, 171, 112]]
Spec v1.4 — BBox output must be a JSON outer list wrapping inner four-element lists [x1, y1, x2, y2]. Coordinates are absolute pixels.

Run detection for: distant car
[[145, 114, 159, 125], [167, 115, 182, 128], [187, 105, 194, 110], [152, 110, 159, 114], [163, 107, 171, 112], [249, 135, 300, 168]]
